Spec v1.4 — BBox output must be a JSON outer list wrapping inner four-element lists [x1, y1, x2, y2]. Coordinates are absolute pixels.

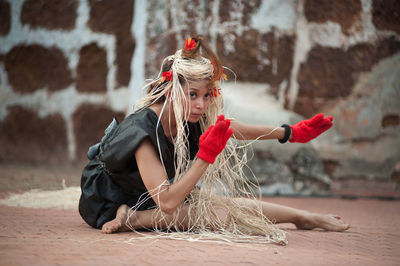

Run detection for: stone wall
[[0, 0, 399, 196]]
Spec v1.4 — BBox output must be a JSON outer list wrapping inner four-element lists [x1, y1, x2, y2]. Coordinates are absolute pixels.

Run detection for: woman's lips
[[189, 114, 203, 121]]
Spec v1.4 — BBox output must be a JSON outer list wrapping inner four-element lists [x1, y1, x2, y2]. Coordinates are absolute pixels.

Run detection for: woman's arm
[[230, 119, 292, 141], [230, 113, 333, 143], [135, 138, 209, 215], [135, 115, 232, 215]]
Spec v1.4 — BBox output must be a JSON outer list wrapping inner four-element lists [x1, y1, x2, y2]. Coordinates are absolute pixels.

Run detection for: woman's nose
[[196, 99, 204, 109]]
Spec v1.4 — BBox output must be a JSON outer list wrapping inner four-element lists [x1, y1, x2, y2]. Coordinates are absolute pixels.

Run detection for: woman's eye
[[204, 93, 211, 99], [189, 92, 197, 98]]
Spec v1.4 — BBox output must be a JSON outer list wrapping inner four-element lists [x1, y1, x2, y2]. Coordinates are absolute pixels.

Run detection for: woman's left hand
[[290, 113, 333, 143]]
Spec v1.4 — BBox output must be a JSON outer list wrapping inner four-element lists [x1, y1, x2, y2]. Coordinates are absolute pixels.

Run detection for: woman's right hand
[[289, 113, 333, 143], [197, 115, 233, 164]]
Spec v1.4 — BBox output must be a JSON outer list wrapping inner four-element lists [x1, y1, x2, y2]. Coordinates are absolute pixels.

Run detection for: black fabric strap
[[278, 124, 291, 143]]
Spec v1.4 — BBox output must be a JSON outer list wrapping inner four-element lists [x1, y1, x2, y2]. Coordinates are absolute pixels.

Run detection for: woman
[[79, 36, 349, 244]]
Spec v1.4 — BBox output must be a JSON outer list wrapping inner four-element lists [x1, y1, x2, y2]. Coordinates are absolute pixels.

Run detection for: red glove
[[290, 113, 333, 143], [197, 115, 233, 164]]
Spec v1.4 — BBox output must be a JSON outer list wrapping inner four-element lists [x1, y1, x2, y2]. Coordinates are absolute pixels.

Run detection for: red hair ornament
[[210, 87, 221, 98], [159, 70, 173, 84], [185, 37, 197, 51]]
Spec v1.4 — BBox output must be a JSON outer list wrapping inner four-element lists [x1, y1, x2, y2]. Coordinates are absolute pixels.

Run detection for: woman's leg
[[233, 198, 350, 231], [102, 198, 350, 234], [102, 204, 194, 233]]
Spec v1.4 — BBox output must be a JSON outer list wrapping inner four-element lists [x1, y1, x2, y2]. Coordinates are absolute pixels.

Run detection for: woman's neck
[[150, 103, 177, 141]]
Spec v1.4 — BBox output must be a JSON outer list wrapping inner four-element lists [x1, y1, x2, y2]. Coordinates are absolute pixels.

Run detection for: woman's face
[[184, 80, 211, 123]]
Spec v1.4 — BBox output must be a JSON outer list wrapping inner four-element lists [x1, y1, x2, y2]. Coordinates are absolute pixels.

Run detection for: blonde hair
[[132, 36, 286, 245]]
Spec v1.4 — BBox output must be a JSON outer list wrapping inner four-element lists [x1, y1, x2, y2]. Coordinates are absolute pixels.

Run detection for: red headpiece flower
[[185, 37, 197, 51], [160, 70, 172, 84]]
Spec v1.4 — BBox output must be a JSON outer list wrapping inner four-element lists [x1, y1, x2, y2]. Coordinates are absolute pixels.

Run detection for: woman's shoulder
[[124, 107, 156, 123], [119, 108, 158, 131], [100, 108, 157, 146], [98, 108, 160, 169]]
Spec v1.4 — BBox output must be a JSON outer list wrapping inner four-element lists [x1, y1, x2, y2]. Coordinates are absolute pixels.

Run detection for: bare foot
[[101, 204, 131, 234], [295, 211, 350, 232]]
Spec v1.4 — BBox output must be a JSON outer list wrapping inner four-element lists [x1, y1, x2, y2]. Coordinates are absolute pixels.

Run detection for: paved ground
[[0, 196, 399, 265]]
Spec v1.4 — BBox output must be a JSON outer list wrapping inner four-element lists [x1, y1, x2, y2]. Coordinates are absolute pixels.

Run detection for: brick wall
[[0, 0, 399, 195]]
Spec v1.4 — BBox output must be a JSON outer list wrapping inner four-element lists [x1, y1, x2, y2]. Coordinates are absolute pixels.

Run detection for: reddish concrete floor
[[0, 197, 399, 265]]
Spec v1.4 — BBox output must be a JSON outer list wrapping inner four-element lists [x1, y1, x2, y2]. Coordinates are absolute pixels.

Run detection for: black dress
[[78, 108, 201, 229]]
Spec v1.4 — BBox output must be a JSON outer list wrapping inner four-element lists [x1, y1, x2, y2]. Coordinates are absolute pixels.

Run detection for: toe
[[329, 214, 341, 220]]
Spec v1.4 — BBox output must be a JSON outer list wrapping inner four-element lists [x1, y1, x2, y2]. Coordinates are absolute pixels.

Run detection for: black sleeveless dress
[[78, 108, 201, 229]]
